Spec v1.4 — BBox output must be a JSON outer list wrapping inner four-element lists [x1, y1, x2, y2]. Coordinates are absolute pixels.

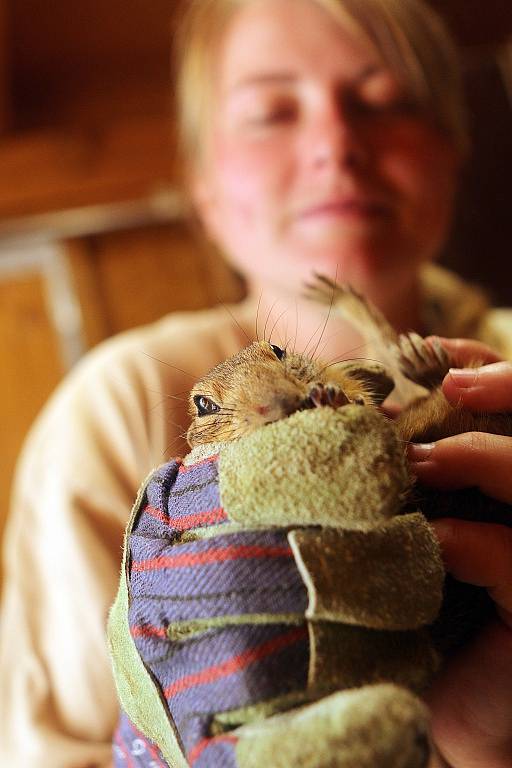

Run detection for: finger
[[426, 336, 503, 368], [442, 361, 512, 412], [408, 432, 512, 504], [431, 519, 512, 624]]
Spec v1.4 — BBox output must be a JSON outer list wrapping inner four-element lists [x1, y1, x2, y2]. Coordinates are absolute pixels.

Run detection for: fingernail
[[448, 368, 478, 388], [407, 443, 435, 462], [430, 520, 452, 542]]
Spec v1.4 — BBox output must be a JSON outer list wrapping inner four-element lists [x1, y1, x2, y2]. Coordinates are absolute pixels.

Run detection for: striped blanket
[[112, 453, 309, 767]]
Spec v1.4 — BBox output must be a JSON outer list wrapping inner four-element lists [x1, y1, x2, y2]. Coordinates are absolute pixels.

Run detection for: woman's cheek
[[377, 133, 457, 249], [214, 140, 292, 224], [375, 119, 457, 186], [217, 124, 295, 176]]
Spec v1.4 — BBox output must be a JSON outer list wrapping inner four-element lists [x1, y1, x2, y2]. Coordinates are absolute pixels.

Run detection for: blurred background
[[0, 0, 511, 571]]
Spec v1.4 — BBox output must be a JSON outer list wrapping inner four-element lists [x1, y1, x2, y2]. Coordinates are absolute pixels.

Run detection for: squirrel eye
[[270, 344, 286, 361], [193, 395, 220, 416]]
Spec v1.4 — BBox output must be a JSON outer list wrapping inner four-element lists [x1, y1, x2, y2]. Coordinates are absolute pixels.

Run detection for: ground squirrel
[[187, 274, 511, 450]]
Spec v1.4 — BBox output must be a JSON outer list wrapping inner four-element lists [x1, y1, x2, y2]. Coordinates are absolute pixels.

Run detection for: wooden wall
[[0, 226, 244, 559], [1, 272, 63, 518], [8, 0, 174, 132]]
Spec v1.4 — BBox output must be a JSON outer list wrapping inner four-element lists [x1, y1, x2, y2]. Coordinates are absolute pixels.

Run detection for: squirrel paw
[[397, 333, 451, 390]]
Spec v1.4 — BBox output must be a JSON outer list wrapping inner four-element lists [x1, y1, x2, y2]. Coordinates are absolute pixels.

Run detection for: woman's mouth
[[298, 198, 390, 221]]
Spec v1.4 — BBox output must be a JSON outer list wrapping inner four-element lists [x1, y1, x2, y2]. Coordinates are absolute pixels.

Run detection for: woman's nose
[[307, 98, 370, 172]]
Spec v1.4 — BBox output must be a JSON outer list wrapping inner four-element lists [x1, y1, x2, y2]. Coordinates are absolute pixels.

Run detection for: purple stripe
[[191, 736, 238, 768], [163, 624, 308, 754], [129, 530, 297, 599], [137, 459, 224, 541], [129, 580, 307, 626], [113, 712, 169, 767]]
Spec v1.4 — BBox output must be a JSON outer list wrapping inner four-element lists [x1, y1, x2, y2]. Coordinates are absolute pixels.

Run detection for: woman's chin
[[293, 244, 403, 284]]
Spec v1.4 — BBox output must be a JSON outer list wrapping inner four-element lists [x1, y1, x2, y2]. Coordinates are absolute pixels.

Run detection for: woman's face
[[193, 0, 459, 301]]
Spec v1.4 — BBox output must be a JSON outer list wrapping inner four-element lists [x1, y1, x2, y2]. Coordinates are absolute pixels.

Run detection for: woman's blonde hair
[[174, 0, 468, 180]]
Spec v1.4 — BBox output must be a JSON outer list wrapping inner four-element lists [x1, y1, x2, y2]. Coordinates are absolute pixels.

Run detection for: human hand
[[407, 338, 512, 768]]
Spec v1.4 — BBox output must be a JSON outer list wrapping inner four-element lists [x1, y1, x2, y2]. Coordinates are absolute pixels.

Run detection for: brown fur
[[187, 340, 394, 447]]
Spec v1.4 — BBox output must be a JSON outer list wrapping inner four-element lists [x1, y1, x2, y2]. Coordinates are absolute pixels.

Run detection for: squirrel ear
[[336, 361, 395, 406]]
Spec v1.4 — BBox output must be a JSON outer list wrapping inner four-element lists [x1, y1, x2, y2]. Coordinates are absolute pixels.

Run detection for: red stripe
[[178, 454, 219, 473], [171, 506, 227, 531], [130, 624, 168, 639], [164, 625, 307, 698], [132, 544, 293, 573], [188, 734, 238, 766], [145, 504, 227, 531], [144, 504, 169, 524]]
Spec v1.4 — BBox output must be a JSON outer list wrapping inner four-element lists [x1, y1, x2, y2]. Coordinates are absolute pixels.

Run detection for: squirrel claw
[[306, 384, 350, 409]]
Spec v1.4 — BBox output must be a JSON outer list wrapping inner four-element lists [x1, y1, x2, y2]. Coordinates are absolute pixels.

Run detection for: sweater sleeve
[[476, 307, 512, 359]]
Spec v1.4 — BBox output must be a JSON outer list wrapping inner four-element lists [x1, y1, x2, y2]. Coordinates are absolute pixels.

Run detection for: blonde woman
[[1, 1, 512, 766]]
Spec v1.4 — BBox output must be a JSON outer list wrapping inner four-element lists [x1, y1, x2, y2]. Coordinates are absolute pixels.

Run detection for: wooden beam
[[0, 191, 185, 246], [0, 116, 177, 218]]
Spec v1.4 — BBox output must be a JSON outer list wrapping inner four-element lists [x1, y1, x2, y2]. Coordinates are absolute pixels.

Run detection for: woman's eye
[[193, 395, 220, 416], [270, 344, 286, 361], [264, 107, 295, 124], [369, 97, 416, 115], [248, 102, 297, 127], [351, 88, 417, 119]]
